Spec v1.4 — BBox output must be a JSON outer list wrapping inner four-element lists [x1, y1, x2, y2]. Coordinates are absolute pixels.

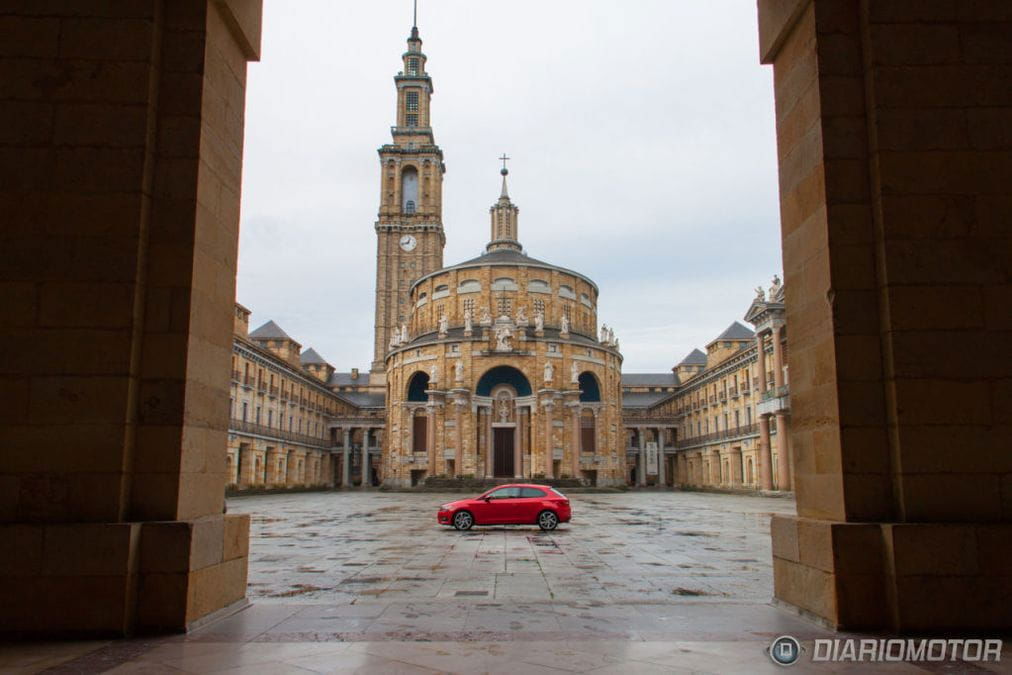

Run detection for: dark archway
[[578, 372, 601, 402], [407, 371, 430, 402], [476, 365, 531, 397]]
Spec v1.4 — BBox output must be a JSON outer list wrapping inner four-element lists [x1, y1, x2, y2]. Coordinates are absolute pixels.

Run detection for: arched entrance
[[476, 366, 532, 479]]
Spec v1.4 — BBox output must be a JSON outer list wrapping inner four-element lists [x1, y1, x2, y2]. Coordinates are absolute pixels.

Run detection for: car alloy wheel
[[453, 511, 474, 530], [538, 510, 558, 531]]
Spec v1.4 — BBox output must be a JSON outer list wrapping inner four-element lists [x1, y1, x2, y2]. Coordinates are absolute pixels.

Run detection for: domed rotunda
[[383, 168, 624, 487]]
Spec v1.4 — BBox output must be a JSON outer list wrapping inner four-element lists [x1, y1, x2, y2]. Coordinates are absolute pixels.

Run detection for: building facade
[[621, 278, 791, 492], [381, 169, 625, 487]]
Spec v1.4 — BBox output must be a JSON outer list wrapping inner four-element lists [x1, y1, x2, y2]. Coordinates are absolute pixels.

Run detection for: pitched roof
[[249, 320, 294, 341], [299, 347, 328, 365], [714, 321, 755, 341], [335, 391, 387, 409], [677, 348, 707, 366], [328, 371, 371, 387], [622, 391, 677, 409], [622, 373, 680, 387]]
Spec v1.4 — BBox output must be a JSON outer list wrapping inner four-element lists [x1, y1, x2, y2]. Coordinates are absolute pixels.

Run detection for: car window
[[520, 487, 546, 498], [487, 487, 520, 499], [550, 488, 566, 498]]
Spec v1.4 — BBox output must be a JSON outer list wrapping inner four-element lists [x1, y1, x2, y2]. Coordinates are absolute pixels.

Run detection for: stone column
[[342, 428, 351, 487], [757, 416, 773, 490], [571, 406, 581, 479], [676, 453, 688, 487], [756, 333, 768, 394], [775, 412, 791, 491], [772, 325, 785, 390], [543, 403, 554, 479], [758, 0, 1012, 631], [711, 449, 722, 486], [515, 407, 525, 479], [636, 428, 646, 486], [238, 445, 254, 487], [426, 406, 437, 475], [485, 406, 494, 478], [454, 400, 464, 477], [359, 428, 369, 488], [656, 428, 667, 487]]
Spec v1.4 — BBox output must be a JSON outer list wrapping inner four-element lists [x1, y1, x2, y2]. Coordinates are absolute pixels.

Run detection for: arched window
[[578, 372, 601, 402], [528, 279, 550, 294], [458, 279, 481, 294], [580, 410, 596, 454], [746, 457, 754, 484], [407, 371, 430, 402], [402, 166, 418, 213], [558, 285, 576, 299], [432, 284, 450, 299], [491, 277, 518, 291]]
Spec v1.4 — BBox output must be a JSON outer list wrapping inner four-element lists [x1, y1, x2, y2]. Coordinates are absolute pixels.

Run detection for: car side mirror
[[483, 496, 492, 502]]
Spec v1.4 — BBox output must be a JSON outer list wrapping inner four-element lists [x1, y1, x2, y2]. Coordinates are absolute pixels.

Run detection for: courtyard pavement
[[5, 490, 1009, 673]]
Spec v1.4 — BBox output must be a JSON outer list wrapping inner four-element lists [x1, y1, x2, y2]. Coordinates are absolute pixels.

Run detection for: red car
[[437, 484, 572, 531]]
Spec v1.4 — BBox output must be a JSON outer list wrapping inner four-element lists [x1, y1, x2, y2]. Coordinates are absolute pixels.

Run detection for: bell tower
[[372, 10, 446, 377]]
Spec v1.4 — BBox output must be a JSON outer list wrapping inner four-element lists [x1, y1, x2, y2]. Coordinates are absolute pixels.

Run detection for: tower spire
[[411, 0, 419, 39], [487, 157, 521, 253]]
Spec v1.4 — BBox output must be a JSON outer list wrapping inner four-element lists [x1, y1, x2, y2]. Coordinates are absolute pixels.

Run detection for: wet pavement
[[11, 490, 1007, 672], [229, 490, 796, 608]]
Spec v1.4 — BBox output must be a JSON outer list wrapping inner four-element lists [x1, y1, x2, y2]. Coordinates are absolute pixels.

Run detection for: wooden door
[[493, 428, 515, 477]]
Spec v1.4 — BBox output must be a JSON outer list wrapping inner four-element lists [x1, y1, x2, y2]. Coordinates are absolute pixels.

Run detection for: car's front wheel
[[537, 510, 558, 531], [453, 510, 474, 530]]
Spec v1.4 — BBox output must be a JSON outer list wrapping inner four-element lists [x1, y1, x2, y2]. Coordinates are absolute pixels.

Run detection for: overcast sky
[[236, 0, 781, 373]]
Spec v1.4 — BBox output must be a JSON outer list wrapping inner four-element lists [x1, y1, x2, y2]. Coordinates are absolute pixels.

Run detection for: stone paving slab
[[229, 490, 795, 606]]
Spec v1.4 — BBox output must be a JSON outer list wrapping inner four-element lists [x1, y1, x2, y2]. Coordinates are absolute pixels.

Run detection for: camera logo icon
[[769, 635, 802, 666]]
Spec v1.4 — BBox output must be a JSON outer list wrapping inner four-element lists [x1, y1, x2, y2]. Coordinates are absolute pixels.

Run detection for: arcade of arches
[[1, 0, 1009, 637]]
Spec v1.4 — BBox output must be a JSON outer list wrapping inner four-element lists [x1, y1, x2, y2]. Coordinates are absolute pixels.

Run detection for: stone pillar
[[570, 406, 581, 479], [772, 326, 785, 390], [759, 0, 1012, 631], [342, 428, 351, 487], [756, 333, 768, 393], [265, 447, 281, 486], [515, 408, 525, 479], [636, 428, 646, 486], [485, 407, 494, 478], [710, 449, 721, 486], [360, 428, 369, 488], [775, 412, 791, 491], [543, 403, 554, 479], [757, 416, 773, 490], [426, 406, 437, 475], [454, 400, 464, 477], [0, 1, 263, 635], [656, 428, 667, 487]]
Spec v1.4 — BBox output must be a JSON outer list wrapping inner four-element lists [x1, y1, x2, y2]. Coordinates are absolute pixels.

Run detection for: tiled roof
[[622, 373, 680, 387], [677, 348, 707, 366], [328, 371, 371, 387], [335, 391, 387, 409], [249, 320, 293, 341], [715, 321, 755, 341], [622, 391, 676, 409], [299, 347, 328, 365]]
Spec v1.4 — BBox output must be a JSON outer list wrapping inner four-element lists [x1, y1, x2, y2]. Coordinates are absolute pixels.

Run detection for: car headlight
[[440, 504, 452, 510]]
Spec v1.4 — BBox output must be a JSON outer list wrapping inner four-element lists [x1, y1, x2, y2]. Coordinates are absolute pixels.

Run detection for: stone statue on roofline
[[560, 313, 570, 335], [463, 309, 472, 332], [400, 323, 409, 342], [769, 274, 783, 300], [534, 311, 544, 332], [438, 313, 448, 335], [755, 286, 766, 301], [480, 308, 492, 326]]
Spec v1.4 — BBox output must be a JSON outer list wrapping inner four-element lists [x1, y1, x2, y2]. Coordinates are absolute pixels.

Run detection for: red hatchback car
[[437, 484, 572, 531]]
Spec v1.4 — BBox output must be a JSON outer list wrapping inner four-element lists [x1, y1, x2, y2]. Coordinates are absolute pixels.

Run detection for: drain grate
[[455, 590, 489, 597]]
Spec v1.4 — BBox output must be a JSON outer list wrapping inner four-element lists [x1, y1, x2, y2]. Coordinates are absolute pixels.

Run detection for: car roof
[[487, 483, 553, 489]]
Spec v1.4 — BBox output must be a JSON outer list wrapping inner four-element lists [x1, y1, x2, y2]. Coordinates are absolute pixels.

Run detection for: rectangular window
[[533, 298, 545, 314], [407, 57, 419, 75], [497, 297, 512, 315], [463, 298, 475, 315], [406, 91, 419, 112], [406, 113, 418, 127], [242, 402, 247, 422]]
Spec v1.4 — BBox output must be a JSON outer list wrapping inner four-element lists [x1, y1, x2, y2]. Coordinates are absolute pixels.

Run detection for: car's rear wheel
[[537, 510, 558, 531], [453, 510, 474, 530]]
